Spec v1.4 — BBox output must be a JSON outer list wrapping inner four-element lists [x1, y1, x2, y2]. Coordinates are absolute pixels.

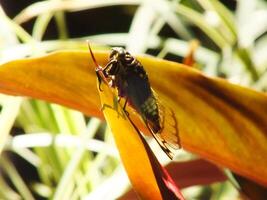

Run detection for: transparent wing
[[146, 90, 181, 159]]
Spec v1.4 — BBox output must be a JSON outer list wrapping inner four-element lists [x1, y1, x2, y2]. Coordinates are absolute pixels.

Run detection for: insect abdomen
[[140, 95, 161, 133], [121, 60, 162, 133]]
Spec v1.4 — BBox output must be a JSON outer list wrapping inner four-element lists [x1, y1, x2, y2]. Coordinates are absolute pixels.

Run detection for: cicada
[[88, 44, 180, 159]]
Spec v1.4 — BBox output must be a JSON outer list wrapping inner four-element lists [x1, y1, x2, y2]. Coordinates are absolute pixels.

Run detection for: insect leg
[[123, 98, 128, 110], [97, 60, 116, 91], [95, 64, 115, 91], [117, 96, 121, 103], [87, 42, 116, 91], [122, 98, 129, 116], [95, 70, 103, 91], [102, 60, 117, 73]]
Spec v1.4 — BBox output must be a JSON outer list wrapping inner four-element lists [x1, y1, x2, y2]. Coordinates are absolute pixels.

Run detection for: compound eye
[[124, 51, 132, 61], [110, 50, 117, 58], [118, 49, 125, 57]]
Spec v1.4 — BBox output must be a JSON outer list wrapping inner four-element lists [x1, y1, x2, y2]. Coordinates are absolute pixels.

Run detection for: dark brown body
[[105, 48, 162, 133], [89, 44, 180, 159]]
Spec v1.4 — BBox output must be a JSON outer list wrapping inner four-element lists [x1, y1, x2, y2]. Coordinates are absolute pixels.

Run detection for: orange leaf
[[120, 159, 227, 200], [0, 50, 267, 187], [0, 51, 102, 118], [97, 79, 184, 199]]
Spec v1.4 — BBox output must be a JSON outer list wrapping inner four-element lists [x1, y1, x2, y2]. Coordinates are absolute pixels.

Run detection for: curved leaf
[[97, 80, 184, 199], [120, 159, 227, 199], [0, 50, 267, 187], [0, 51, 102, 118]]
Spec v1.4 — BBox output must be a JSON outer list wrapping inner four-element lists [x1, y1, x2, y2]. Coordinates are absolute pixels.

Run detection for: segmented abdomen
[[140, 95, 162, 133]]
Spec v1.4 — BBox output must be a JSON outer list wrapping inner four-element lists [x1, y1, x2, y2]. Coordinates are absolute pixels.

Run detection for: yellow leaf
[[97, 80, 184, 199], [0, 50, 267, 187]]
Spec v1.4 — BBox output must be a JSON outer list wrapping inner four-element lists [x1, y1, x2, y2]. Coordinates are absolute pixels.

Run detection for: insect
[[88, 44, 180, 159]]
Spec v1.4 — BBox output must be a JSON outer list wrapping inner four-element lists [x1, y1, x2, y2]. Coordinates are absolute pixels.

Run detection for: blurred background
[[0, 0, 267, 199]]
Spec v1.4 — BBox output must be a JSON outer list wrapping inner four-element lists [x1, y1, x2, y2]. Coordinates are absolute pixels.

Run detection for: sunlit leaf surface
[[97, 80, 183, 199], [0, 50, 267, 187]]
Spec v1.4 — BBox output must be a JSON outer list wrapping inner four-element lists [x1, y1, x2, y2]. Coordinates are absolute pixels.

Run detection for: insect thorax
[[106, 49, 148, 86]]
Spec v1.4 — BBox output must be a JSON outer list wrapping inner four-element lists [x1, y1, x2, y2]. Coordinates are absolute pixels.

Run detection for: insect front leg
[[95, 68, 105, 91], [102, 59, 117, 74], [122, 98, 129, 116], [95, 60, 117, 91]]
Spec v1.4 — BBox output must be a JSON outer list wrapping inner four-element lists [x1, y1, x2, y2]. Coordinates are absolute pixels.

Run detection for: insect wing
[[147, 91, 181, 159]]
